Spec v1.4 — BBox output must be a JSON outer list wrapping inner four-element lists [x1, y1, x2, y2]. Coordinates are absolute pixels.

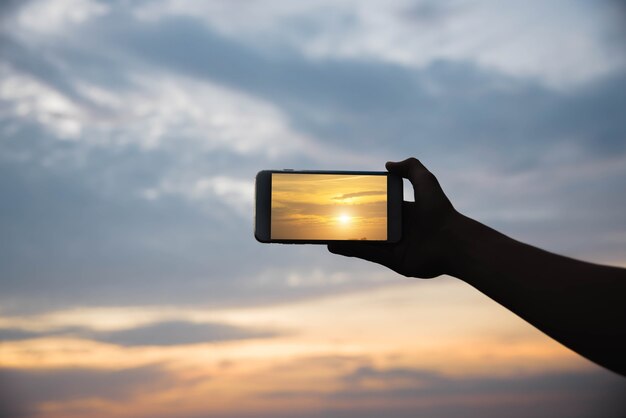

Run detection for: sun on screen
[[271, 173, 387, 240], [338, 213, 351, 225]]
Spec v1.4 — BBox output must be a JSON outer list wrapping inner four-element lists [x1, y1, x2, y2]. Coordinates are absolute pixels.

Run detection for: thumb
[[386, 158, 427, 202], [385, 157, 428, 181]]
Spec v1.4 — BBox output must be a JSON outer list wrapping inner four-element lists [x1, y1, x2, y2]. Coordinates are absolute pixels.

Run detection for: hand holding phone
[[328, 158, 459, 278], [255, 170, 402, 243], [257, 158, 626, 377]]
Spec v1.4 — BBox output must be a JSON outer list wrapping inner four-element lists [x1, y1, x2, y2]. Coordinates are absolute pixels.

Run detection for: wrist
[[440, 211, 493, 279]]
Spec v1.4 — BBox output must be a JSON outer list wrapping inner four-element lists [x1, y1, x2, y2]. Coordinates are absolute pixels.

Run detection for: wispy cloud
[[264, 365, 626, 418], [0, 363, 172, 417], [130, 0, 626, 88], [0, 320, 280, 346], [332, 190, 386, 200]]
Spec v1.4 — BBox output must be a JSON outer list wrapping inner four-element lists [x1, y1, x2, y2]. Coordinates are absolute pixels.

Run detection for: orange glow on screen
[[271, 174, 387, 240]]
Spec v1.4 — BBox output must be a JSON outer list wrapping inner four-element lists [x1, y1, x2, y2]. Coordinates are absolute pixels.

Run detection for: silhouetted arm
[[329, 158, 626, 376], [447, 212, 626, 375]]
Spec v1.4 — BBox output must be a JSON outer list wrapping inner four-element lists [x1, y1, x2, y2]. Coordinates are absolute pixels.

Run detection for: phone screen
[[271, 173, 387, 241]]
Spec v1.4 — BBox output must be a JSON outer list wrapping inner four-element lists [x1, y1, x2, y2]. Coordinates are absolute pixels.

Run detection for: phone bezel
[[255, 170, 402, 244]]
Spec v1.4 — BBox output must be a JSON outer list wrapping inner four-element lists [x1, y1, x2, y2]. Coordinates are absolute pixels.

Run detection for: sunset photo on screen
[[271, 173, 387, 240]]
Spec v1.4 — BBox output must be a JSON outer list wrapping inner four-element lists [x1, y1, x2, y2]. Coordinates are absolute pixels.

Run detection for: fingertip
[[386, 159, 407, 173], [385, 161, 397, 171], [386, 158, 415, 178]]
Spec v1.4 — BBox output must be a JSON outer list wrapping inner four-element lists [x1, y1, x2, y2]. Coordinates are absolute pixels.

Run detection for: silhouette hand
[[330, 158, 626, 376], [328, 158, 459, 278]]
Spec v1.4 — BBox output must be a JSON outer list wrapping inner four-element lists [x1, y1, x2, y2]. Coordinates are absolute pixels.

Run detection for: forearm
[[445, 213, 626, 375]]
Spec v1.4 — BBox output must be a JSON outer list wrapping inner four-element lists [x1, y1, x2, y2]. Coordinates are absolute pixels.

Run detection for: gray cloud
[[0, 364, 172, 417], [90, 321, 279, 347], [0, 320, 279, 346], [341, 365, 625, 398], [2, 361, 624, 418], [263, 366, 626, 418], [92, 13, 626, 161]]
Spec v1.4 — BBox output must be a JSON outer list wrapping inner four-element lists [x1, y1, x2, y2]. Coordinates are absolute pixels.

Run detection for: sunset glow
[[1, 280, 606, 418], [338, 213, 351, 225], [271, 174, 387, 240]]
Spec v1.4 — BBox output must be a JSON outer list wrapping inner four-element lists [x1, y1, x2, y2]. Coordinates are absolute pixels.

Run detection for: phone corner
[[254, 230, 270, 243]]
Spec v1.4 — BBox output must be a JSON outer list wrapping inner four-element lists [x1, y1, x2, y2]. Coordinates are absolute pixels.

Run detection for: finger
[[386, 157, 429, 201], [328, 242, 395, 267], [386, 158, 431, 183], [388, 158, 452, 222]]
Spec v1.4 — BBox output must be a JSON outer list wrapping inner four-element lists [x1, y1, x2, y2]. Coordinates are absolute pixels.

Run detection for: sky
[[271, 173, 387, 240], [1, 0, 626, 416]]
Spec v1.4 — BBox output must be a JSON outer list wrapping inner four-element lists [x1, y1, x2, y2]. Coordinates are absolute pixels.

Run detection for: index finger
[[386, 157, 428, 201]]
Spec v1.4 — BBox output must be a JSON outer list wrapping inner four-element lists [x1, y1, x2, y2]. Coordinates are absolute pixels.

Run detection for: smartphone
[[255, 170, 402, 244]]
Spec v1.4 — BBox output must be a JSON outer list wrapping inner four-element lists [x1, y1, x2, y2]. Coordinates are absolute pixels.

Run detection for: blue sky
[[1, 0, 625, 416]]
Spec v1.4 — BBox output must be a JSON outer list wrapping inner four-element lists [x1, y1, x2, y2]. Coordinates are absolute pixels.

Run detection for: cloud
[[263, 366, 626, 418], [130, 0, 626, 88], [0, 65, 85, 140], [344, 365, 444, 387], [91, 321, 279, 347], [89, 11, 626, 164], [12, 0, 109, 36], [332, 190, 386, 200], [2, 361, 624, 418], [0, 63, 317, 158], [0, 364, 171, 416], [0, 320, 279, 346], [140, 175, 254, 217]]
